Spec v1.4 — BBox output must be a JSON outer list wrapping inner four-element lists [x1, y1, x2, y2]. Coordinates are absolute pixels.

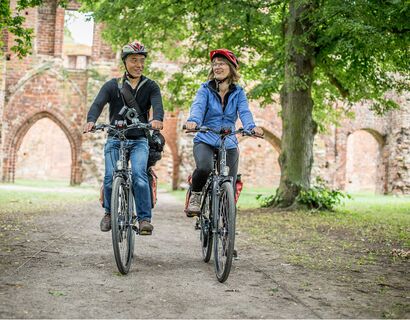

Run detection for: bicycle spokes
[[214, 182, 235, 283], [111, 177, 134, 274]]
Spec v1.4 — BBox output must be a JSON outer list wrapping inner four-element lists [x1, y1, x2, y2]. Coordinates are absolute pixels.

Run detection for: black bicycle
[[92, 120, 152, 274], [184, 126, 261, 282]]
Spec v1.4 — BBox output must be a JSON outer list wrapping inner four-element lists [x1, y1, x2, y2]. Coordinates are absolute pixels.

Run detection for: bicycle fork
[[211, 179, 220, 235]]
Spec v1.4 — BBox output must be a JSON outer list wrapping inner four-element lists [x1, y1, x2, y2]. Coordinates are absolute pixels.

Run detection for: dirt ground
[[0, 190, 408, 319]]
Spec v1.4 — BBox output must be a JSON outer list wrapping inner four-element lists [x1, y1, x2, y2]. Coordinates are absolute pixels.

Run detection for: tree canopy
[[81, 0, 409, 126]]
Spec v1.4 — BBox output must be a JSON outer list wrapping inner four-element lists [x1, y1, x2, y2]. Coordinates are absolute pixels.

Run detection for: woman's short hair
[[207, 56, 240, 84]]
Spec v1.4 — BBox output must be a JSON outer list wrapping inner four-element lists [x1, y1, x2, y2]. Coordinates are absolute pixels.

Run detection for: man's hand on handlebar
[[151, 120, 163, 130], [83, 122, 95, 133]]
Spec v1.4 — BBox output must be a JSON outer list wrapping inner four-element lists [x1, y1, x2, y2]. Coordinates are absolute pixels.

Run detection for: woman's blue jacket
[[187, 81, 256, 149]]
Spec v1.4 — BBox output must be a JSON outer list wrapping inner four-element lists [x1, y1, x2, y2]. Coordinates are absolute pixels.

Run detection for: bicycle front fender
[[219, 176, 233, 186]]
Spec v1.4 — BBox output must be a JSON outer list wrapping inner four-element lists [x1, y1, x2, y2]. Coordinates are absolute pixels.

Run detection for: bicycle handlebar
[[182, 125, 264, 138], [86, 120, 153, 135]]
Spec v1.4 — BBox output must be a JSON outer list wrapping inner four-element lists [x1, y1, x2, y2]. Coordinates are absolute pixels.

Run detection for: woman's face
[[212, 57, 230, 80]]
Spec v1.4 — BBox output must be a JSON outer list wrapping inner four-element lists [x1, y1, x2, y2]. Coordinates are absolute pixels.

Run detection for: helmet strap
[[215, 78, 228, 92], [123, 61, 138, 79]]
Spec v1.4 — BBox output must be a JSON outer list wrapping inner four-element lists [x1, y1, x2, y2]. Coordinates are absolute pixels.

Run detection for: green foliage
[[256, 189, 281, 208], [1, 0, 67, 58], [296, 177, 350, 211], [79, 0, 410, 121]]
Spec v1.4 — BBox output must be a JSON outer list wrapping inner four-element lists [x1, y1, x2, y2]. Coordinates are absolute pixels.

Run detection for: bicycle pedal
[[195, 220, 201, 230]]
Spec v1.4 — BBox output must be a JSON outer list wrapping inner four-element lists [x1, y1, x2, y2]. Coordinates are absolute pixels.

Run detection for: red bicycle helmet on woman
[[209, 49, 239, 69]]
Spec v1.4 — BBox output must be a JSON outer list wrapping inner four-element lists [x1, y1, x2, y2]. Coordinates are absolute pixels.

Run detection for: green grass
[[236, 192, 410, 271], [343, 192, 410, 215], [159, 183, 186, 202], [13, 178, 97, 190], [237, 186, 272, 209], [0, 180, 98, 215]]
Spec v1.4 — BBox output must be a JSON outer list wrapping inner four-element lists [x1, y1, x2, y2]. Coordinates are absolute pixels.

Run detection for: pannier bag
[[148, 167, 158, 208], [234, 174, 243, 203]]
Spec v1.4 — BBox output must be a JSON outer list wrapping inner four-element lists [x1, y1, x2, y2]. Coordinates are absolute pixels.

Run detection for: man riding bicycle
[[184, 49, 263, 216], [83, 40, 164, 235]]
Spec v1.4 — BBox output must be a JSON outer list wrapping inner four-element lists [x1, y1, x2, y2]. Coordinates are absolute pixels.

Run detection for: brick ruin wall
[[1, 0, 409, 195]]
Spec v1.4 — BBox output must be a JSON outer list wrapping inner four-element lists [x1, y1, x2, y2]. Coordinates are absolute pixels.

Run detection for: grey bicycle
[[184, 126, 261, 282]]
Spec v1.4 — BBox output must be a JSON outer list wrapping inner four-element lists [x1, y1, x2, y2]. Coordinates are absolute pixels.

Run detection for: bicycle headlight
[[117, 160, 123, 170]]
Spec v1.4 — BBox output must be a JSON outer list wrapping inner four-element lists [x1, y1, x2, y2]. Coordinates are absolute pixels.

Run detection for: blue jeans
[[104, 137, 152, 222]]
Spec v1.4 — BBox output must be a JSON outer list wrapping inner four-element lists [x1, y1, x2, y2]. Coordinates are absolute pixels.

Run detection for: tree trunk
[[277, 0, 317, 208]]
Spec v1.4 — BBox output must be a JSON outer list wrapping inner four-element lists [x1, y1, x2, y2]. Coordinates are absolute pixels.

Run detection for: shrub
[[296, 177, 350, 210], [256, 178, 350, 210], [256, 193, 276, 208]]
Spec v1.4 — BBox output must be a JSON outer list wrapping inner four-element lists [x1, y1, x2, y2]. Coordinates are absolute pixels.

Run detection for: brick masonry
[[1, 0, 409, 195]]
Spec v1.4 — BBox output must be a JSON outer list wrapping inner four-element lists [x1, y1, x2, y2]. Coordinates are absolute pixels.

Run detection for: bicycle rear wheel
[[214, 181, 236, 283], [200, 191, 213, 262], [111, 176, 134, 274]]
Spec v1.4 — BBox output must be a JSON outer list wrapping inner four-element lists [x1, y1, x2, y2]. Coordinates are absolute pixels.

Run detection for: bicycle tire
[[213, 181, 236, 283], [111, 176, 134, 274], [200, 191, 213, 262]]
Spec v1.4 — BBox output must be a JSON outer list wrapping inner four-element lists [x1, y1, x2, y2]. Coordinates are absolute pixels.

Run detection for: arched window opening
[[238, 138, 280, 189], [346, 130, 382, 193], [15, 118, 71, 183]]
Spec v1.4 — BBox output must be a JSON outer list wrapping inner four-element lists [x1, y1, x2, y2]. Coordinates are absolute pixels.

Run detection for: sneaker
[[185, 191, 201, 217], [100, 213, 111, 232], [139, 220, 153, 236]]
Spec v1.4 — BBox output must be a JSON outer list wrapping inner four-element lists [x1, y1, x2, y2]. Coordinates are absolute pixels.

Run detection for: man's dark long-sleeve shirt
[[87, 75, 164, 139]]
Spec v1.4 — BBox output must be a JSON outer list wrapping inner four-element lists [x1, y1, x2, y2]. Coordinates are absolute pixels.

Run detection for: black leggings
[[192, 142, 239, 192]]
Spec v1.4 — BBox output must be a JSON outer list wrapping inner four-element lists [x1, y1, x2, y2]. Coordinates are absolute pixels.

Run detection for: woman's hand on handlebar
[[185, 121, 198, 130], [83, 122, 95, 133], [252, 126, 264, 137]]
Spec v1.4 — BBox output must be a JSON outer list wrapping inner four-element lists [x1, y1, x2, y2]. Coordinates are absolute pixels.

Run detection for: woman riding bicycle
[[184, 49, 264, 216]]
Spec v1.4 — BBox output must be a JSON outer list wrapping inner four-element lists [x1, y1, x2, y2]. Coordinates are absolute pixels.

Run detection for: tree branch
[[326, 72, 349, 98]]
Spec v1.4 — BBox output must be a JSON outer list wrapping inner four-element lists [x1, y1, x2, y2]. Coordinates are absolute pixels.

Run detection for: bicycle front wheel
[[111, 176, 134, 274], [214, 181, 236, 283]]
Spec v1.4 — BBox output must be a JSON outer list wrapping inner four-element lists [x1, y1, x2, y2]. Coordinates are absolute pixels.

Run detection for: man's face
[[125, 54, 145, 77]]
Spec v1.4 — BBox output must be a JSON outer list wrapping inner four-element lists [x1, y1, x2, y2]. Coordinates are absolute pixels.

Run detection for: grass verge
[[237, 193, 410, 271]]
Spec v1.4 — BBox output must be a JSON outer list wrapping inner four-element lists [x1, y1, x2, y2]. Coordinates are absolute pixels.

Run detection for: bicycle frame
[[200, 133, 233, 235], [113, 138, 136, 232]]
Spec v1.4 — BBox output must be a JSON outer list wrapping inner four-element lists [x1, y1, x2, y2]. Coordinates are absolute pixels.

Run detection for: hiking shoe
[[100, 213, 111, 232], [139, 220, 154, 235], [185, 191, 201, 217]]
